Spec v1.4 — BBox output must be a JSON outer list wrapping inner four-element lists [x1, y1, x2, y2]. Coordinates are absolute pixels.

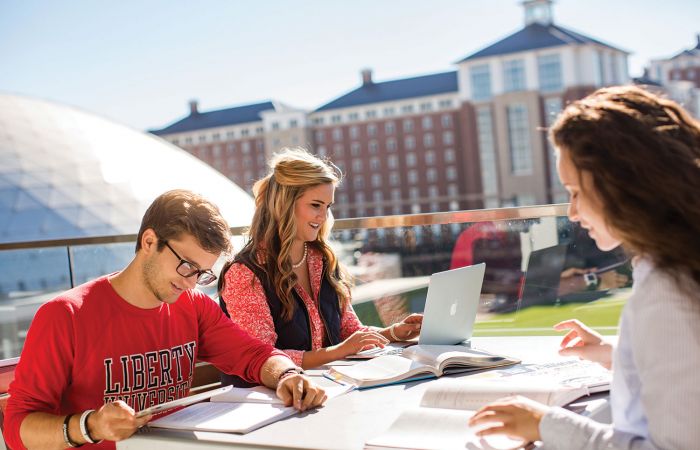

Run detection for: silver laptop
[[351, 263, 485, 358], [418, 262, 485, 345]]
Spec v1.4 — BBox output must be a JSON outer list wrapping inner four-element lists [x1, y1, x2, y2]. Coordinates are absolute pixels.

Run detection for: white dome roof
[[0, 93, 254, 243]]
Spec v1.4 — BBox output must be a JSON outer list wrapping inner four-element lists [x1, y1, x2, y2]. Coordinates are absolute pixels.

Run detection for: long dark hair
[[550, 86, 700, 287]]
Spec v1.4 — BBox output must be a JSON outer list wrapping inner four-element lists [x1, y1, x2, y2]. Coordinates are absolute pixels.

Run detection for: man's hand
[[89, 401, 151, 442], [275, 374, 327, 412]]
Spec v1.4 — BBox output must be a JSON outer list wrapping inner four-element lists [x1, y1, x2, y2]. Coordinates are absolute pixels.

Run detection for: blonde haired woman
[[219, 148, 422, 372]]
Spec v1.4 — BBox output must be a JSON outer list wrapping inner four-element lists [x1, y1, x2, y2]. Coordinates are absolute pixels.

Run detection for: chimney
[[189, 99, 199, 116], [361, 68, 373, 86]]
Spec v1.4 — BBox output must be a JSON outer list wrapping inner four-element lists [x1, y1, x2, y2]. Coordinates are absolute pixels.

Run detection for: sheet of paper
[[135, 385, 233, 418], [327, 354, 428, 383], [149, 402, 293, 433]]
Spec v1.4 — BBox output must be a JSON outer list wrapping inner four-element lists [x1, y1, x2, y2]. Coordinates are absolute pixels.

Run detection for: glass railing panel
[[0, 247, 72, 360], [69, 242, 135, 285], [332, 215, 631, 337]]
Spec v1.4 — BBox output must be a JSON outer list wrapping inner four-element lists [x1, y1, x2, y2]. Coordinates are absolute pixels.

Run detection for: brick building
[[151, 0, 629, 216]]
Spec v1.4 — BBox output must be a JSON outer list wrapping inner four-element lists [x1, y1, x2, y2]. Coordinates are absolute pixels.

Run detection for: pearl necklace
[[292, 242, 308, 269]]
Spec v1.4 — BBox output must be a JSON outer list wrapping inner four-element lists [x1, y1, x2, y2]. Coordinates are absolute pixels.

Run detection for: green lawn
[[355, 289, 630, 337]]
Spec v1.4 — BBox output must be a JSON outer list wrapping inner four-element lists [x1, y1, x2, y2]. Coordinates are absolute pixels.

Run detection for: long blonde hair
[[220, 148, 351, 321]]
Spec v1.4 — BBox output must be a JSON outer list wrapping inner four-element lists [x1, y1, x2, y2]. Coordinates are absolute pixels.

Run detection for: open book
[[325, 345, 519, 388], [365, 407, 524, 450], [148, 384, 352, 434], [365, 360, 610, 450]]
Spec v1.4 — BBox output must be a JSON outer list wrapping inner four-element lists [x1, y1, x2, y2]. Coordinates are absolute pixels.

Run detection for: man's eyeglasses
[[162, 241, 217, 286]]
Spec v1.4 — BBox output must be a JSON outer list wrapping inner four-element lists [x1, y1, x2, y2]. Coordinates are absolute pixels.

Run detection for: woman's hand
[[554, 319, 613, 369], [336, 330, 389, 356], [469, 396, 549, 443], [388, 313, 423, 341]]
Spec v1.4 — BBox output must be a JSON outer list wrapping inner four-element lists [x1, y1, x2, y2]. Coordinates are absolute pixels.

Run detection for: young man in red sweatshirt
[[3, 189, 326, 450]]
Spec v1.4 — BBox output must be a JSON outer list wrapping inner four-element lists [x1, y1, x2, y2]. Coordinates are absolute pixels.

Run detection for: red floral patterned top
[[221, 246, 368, 365]]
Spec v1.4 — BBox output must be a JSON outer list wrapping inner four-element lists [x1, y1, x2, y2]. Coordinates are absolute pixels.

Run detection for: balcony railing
[[0, 204, 632, 362]]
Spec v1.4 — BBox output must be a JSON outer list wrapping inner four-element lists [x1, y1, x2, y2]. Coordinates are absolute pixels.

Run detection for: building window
[[406, 152, 417, 167], [425, 150, 436, 165], [315, 131, 325, 143], [185, 136, 193, 144], [212, 133, 220, 141], [370, 156, 381, 171], [385, 122, 396, 134], [401, 104, 414, 114], [227, 143, 235, 152], [383, 107, 395, 116], [386, 138, 397, 152], [442, 131, 454, 145], [366, 110, 377, 119], [312, 117, 324, 126], [441, 114, 453, 128], [213, 145, 221, 157], [470, 64, 492, 101], [447, 183, 458, 197], [226, 131, 235, 140], [171, 138, 180, 145], [407, 170, 418, 184], [438, 99, 453, 109], [353, 175, 364, 189], [271, 122, 280, 131], [538, 54, 563, 92], [348, 112, 359, 121], [387, 154, 398, 169], [409, 187, 420, 199], [352, 158, 363, 172], [256, 127, 264, 135], [426, 168, 437, 183], [241, 129, 250, 137], [476, 107, 498, 200], [349, 126, 359, 139], [198, 135, 206, 143], [444, 148, 455, 163], [404, 136, 416, 150], [256, 140, 264, 151], [422, 116, 433, 130], [367, 124, 377, 137], [371, 173, 382, 187], [411, 204, 421, 214], [507, 103, 533, 175], [423, 133, 434, 147], [332, 127, 343, 141], [420, 102, 432, 112], [317, 145, 327, 157], [333, 144, 344, 157], [428, 185, 439, 198], [368, 140, 378, 154], [389, 172, 400, 186], [242, 141, 251, 154], [503, 59, 526, 92], [351, 142, 361, 156], [391, 189, 401, 201], [446, 166, 457, 180], [403, 119, 414, 132], [331, 115, 341, 124]]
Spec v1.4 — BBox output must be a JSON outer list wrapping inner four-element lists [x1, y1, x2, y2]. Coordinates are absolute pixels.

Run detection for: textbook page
[[326, 354, 436, 387], [364, 408, 523, 450], [420, 378, 587, 410]]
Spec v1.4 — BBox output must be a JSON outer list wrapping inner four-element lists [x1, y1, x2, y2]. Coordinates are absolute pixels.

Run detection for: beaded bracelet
[[62, 414, 82, 448]]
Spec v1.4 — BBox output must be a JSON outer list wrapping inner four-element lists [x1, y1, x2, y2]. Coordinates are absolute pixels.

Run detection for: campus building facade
[[151, 0, 630, 218]]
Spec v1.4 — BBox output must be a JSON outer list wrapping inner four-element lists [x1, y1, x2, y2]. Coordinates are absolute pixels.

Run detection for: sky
[[1, 0, 698, 131]]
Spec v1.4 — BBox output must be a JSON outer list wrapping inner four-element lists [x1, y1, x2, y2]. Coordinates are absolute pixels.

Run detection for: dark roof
[[151, 101, 274, 135], [315, 71, 458, 112], [459, 23, 627, 62]]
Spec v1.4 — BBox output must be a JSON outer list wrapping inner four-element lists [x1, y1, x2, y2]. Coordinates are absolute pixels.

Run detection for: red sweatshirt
[[3, 275, 286, 450]]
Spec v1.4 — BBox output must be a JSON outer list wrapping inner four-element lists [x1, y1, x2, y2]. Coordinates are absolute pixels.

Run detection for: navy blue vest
[[219, 255, 342, 386]]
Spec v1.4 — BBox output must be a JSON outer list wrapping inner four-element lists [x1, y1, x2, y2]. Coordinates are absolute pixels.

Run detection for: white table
[[117, 336, 610, 450]]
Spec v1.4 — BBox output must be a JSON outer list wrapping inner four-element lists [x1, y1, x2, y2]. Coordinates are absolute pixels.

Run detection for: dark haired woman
[[470, 86, 700, 448]]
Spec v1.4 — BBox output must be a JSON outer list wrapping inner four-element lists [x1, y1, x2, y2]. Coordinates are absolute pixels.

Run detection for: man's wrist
[[277, 366, 304, 384]]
